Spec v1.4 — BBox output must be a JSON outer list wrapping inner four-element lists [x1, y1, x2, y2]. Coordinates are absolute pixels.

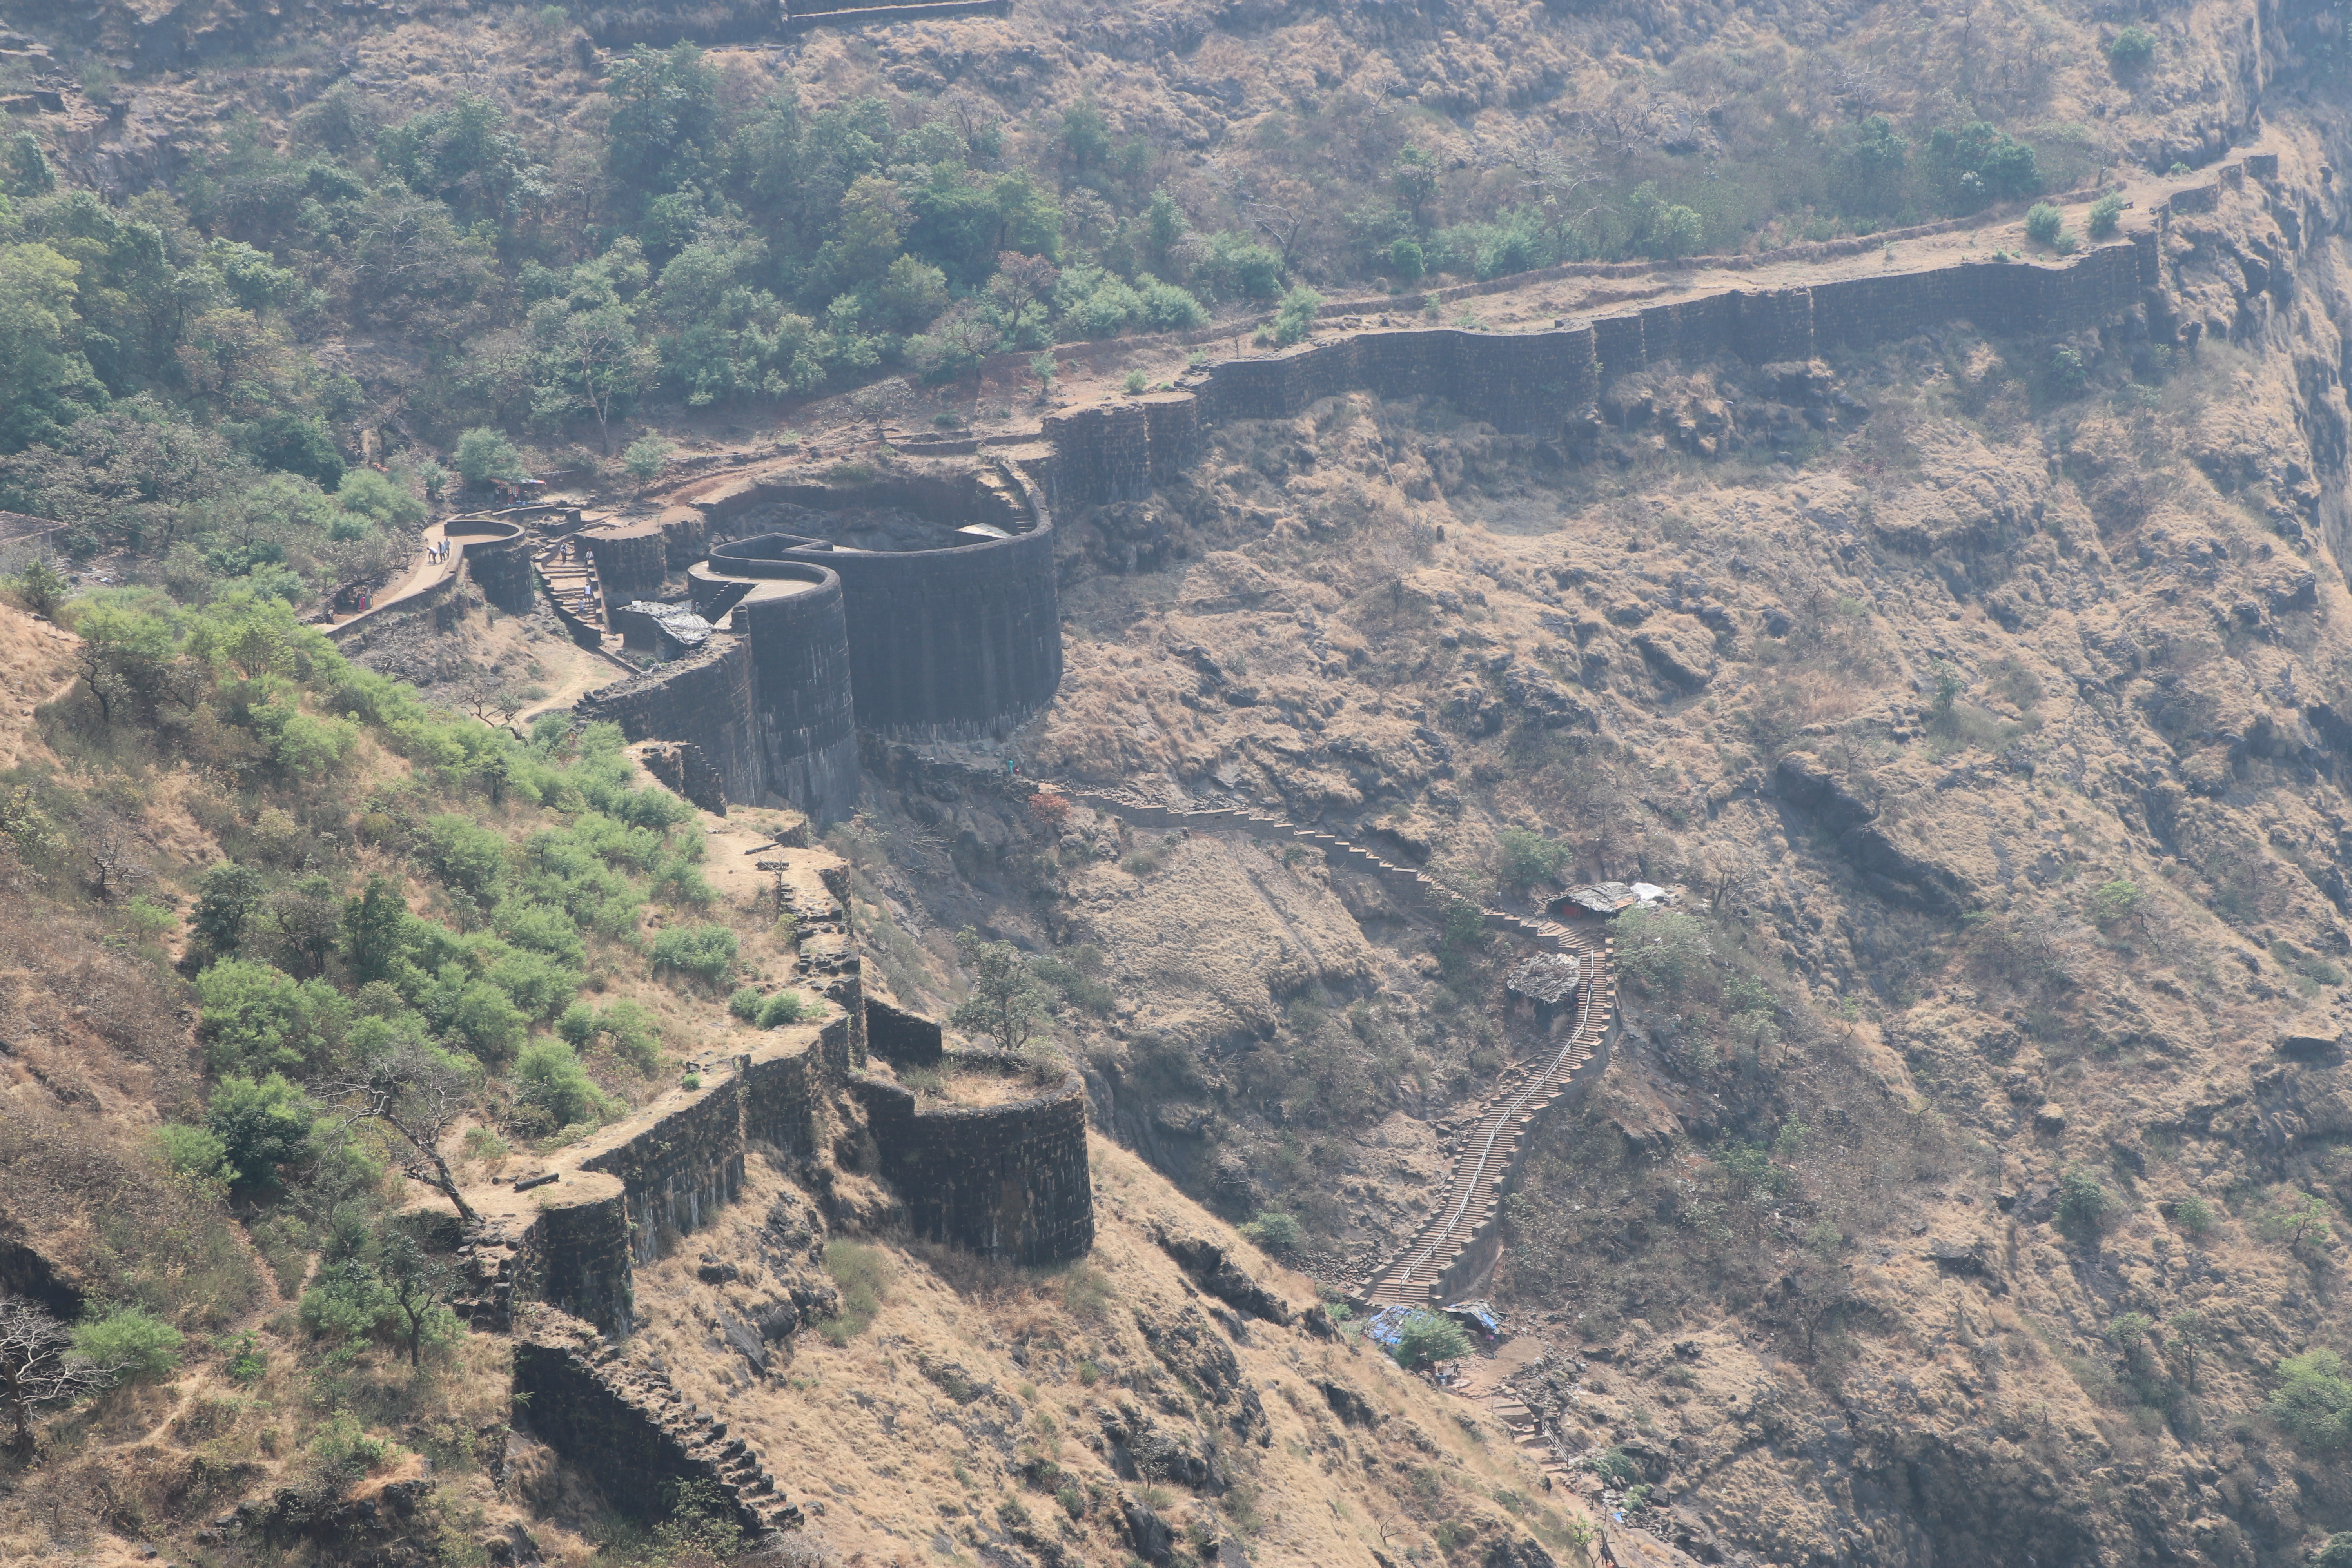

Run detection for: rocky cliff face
[[853, 112, 2352, 1568]]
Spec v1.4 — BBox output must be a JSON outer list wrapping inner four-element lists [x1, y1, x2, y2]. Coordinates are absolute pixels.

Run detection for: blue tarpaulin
[[1443, 1299, 1502, 1338], [1364, 1305, 1417, 1348]]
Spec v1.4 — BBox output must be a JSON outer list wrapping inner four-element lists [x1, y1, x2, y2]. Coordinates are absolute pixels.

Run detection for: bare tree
[[318, 1040, 481, 1225], [77, 808, 147, 904], [1, 1296, 118, 1454]]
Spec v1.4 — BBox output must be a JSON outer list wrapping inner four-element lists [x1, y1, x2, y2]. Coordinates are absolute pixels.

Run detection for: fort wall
[[848, 1052, 1095, 1266]]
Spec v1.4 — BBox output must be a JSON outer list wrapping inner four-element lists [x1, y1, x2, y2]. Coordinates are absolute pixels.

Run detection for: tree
[[1273, 286, 1322, 348], [2166, 1309, 2210, 1388], [206, 1072, 317, 1188], [2270, 1349, 2352, 1452], [2319, 1533, 2352, 1568], [343, 873, 412, 984], [2107, 25, 2156, 70], [949, 926, 1051, 1054], [622, 434, 675, 479], [376, 1230, 458, 1367], [2089, 193, 2125, 239], [1392, 146, 1439, 227], [2057, 1166, 2114, 1243], [452, 427, 527, 488], [11, 555, 67, 619], [1496, 827, 1570, 891], [72, 1307, 182, 1384], [0, 1296, 117, 1454], [317, 1034, 481, 1225], [2258, 1191, 2336, 1257], [1391, 1308, 1472, 1369]]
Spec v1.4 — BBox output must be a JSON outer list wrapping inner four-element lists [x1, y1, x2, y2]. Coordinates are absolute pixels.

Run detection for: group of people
[[424, 537, 452, 565]]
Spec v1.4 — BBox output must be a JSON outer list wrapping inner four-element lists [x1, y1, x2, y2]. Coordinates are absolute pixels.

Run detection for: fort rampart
[[848, 1051, 1095, 1266]]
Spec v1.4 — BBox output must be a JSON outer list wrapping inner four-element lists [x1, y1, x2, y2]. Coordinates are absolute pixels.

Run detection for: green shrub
[[651, 923, 738, 986], [756, 989, 806, 1027], [817, 1240, 892, 1343], [1495, 827, 1570, 891], [1591, 1446, 1639, 1487], [1123, 370, 1147, 395], [622, 434, 676, 480], [1272, 286, 1323, 348], [74, 1306, 183, 1384], [1390, 1308, 1472, 1370], [557, 999, 599, 1046], [2318, 1532, 2352, 1568], [2089, 879, 2141, 924], [1240, 1211, 1302, 1250], [2088, 193, 2125, 238], [452, 427, 527, 486], [154, 1124, 234, 1186], [597, 1000, 661, 1072], [1389, 238, 1425, 285], [514, 1038, 613, 1131], [2057, 1166, 2113, 1241], [1612, 907, 1711, 993], [2172, 1194, 2215, 1236], [2270, 1349, 2352, 1451], [2107, 24, 2156, 69], [727, 986, 762, 1022], [2024, 202, 2065, 247], [205, 1073, 316, 1188]]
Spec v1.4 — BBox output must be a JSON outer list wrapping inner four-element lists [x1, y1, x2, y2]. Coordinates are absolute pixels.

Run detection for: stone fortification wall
[[443, 518, 535, 614], [512, 1312, 801, 1541], [576, 636, 767, 811], [693, 464, 1063, 744], [865, 996, 943, 1066], [741, 1032, 825, 1158], [581, 1073, 748, 1265], [1047, 240, 2148, 512], [849, 1053, 1095, 1266], [731, 573, 862, 826], [586, 528, 668, 601]]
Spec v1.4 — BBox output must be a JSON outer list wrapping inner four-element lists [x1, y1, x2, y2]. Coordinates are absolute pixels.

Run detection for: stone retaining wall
[[577, 637, 768, 811], [512, 1311, 800, 1540], [742, 1032, 825, 1158], [849, 1052, 1095, 1266], [581, 1073, 749, 1265], [865, 996, 944, 1066]]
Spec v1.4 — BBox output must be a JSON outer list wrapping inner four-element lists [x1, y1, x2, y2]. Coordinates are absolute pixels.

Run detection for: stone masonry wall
[[864, 996, 943, 1066], [577, 635, 767, 809], [1049, 240, 2148, 512], [581, 1074, 748, 1265], [850, 1054, 1094, 1266], [741, 1033, 824, 1158], [512, 1311, 801, 1539]]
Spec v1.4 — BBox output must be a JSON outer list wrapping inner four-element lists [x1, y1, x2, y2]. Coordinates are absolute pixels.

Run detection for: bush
[[1389, 238, 1425, 285], [205, 1073, 316, 1188], [74, 1306, 183, 1384], [622, 434, 675, 480], [651, 923, 738, 986], [2024, 203, 2065, 247], [334, 470, 424, 531], [2088, 193, 2125, 238], [11, 556, 69, 619], [1240, 1211, 1301, 1250], [1612, 907, 1711, 993], [2057, 1166, 2113, 1241], [1272, 286, 1322, 348], [1391, 1308, 1472, 1370], [597, 1000, 660, 1073], [2089, 878, 2141, 924], [155, 1124, 234, 1186], [1495, 827, 1570, 891], [514, 1038, 613, 1131], [2319, 1532, 2352, 1568], [2270, 1349, 2352, 1451], [757, 989, 806, 1027], [817, 1240, 892, 1343], [2172, 1194, 2215, 1236], [727, 986, 762, 1022], [557, 999, 599, 1045], [452, 427, 527, 487], [2107, 24, 2156, 69]]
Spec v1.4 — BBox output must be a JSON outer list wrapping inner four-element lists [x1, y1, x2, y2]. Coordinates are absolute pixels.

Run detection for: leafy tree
[[2258, 1191, 2336, 1256], [1240, 1211, 1301, 1250], [651, 922, 739, 986], [2089, 193, 2126, 238], [191, 862, 268, 959], [1060, 102, 1111, 176], [2057, 1165, 2113, 1243], [1613, 907, 1710, 993], [513, 1038, 613, 1132], [376, 94, 539, 228], [1496, 827, 1570, 891], [622, 434, 675, 479], [0, 240, 108, 453], [422, 813, 509, 902], [317, 1031, 482, 1223], [154, 1123, 234, 1185], [2319, 1533, 2352, 1568], [451, 427, 527, 488], [206, 1072, 318, 1188], [1273, 285, 1322, 347], [1392, 146, 1439, 227], [605, 44, 721, 207], [2270, 1349, 2352, 1451], [343, 873, 412, 984], [1846, 115, 1907, 212], [334, 470, 423, 531], [2107, 25, 2157, 69], [299, 1229, 457, 1367], [2171, 1194, 2214, 1236], [71, 1307, 181, 1384], [1391, 1308, 1472, 1369], [949, 926, 1051, 1054], [195, 958, 345, 1076], [1389, 238, 1425, 285]]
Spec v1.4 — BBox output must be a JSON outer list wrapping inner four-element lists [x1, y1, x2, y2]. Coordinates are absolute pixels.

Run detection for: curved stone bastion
[[439, 516, 535, 614], [574, 459, 1059, 823], [848, 1050, 1095, 1267]]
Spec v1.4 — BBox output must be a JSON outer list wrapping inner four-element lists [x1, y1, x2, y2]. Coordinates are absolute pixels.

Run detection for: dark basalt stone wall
[[850, 1053, 1094, 1266], [582, 1075, 747, 1264], [586, 530, 668, 601], [577, 637, 767, 811], [732, 573, 862, 826], [1051, 241, 2149, 513], [533, 1185, 636, 1335], [700, 466, 1062, 744], [865, 996, 943, 1067], [445, 519, 535, 614], [742, 1033, 824, 1158]]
